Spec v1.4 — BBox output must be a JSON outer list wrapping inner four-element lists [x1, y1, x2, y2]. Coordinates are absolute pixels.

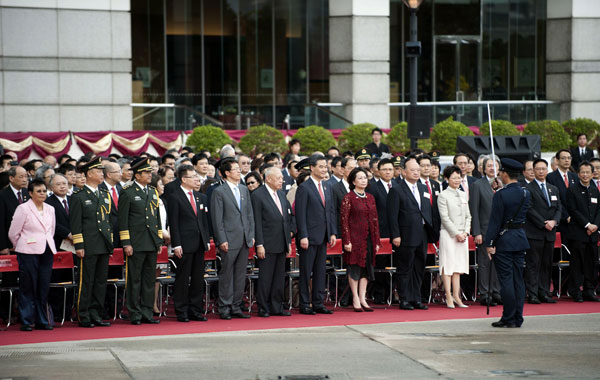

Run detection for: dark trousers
[[77, 253, 109, 324], [494, 250, 526, 327], [126, 250, 157, 322], [525, 238, 554, 298], [218, 245, 248, 314], [173, 249, 205, 317], [299, 242, 327, 309], [393, 231, 427, 303], [477, 245, 501, 298], [568, 240, 598, 297], [17, 248, 53, 326], [256, 251, 286, 314]]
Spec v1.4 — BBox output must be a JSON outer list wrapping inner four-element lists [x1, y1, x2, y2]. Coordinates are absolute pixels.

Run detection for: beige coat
[[437, 187, 471, 238]]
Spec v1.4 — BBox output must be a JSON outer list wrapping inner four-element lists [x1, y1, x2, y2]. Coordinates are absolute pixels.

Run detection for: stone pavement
[[0, 313, 598, 380]]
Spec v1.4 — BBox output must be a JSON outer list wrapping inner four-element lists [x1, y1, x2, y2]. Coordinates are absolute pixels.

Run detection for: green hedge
[[338, 123, 377, 153], [430, 117, 474, 155], [562, 118, 600, 149], [238, 124, 287, 155], [385, 122, 432, 154], [293, 125, 337, 155], [523, 120, 571, 152], [479, 120, 520, 136], [185, 125, 232, 156]]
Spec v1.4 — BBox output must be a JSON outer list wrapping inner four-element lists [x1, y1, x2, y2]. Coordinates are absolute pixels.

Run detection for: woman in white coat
[[437, 165, 471, 308]]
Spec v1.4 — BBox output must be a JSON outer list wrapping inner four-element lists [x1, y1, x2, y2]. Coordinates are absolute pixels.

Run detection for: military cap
[[392, 155, 404, 167], [355, 149, 371, 161], [429, 150, 441, 160], [499, 158, 523, 172], [79, 156, 104, 173], [130, 157, 153, 174], [295, 158, 311, 171]]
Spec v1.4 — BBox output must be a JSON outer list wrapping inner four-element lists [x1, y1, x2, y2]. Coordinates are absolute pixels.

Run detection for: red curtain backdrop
[[0, 132, 71, 160], [73, 131, 183, 157]]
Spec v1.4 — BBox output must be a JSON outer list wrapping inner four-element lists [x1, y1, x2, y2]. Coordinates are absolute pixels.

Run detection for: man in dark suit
[[565, 161, 600, 302], [168, 164, 211, 322], [0, 166, 29, 254], [46, 174, 72, 250], [570, 133, 594, 170], [331, 158, 356, 237], [364, 127, 390, 158], [524, 159, 561, 304], [99, 161, 123, 248], [210, 158, 255, 320], [387, 156, 434, 310], [469, 156, 503, 306], [295, 154, 337, 315], [326, 156, 344, 187], [251, 167, 294, 317], [547, 149, 577, 234]]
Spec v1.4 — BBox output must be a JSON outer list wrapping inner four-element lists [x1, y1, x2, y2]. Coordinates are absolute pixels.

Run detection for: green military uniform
[[118, 158, 163, 323], [70, 157, 113, 326]]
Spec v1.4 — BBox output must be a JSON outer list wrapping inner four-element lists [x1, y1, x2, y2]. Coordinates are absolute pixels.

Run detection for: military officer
[[70, 156, 113, 328], [118, 157, 163, 325], [484, 158, 531, 328]]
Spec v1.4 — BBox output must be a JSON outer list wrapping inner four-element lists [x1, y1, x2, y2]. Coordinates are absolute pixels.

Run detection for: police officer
[[118, 158, 163, 325], [484, 158, 531, 328], [70, 157, 113, 328]]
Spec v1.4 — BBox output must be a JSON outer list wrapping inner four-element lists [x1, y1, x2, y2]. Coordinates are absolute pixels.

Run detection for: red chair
[[0, 255, 19, 329], [286, 240, 300, 310], [467, 235, 479, 301], [553, 232, 571, 298], [155, 246, 175, 317], [107, 248, 126, 320], [326, 238, 346, 307], [49, 251, 77, 325], [374, 238, 395, 307], [204, 241, 220, 314], [424, 243, 442, 303]]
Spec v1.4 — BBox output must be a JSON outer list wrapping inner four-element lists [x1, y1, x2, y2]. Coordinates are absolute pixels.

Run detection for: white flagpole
[[487, 103, 497, 177]]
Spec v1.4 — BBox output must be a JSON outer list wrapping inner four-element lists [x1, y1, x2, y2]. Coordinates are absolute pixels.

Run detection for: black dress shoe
[[35, 324, 54, 330], [141, 317, 160, 324], [131, 320, 141, 325], [92, 320, 111, 327], [528, 296, 541, 304], [313, 307, 333, 314], [257, 310, 270, 317], [220, 313, 232, 320], [480, 299, 497, 307], [491, 320, 517, 328], [583, 295, 600, 302], [412, 302, 428, 310], [399, 301, 414, 310], [20, 324, 33, 331], [231, 311, 251, 319], [573, 295, 584, 303], [189, 314, 207, 322], [299, 308, 316, 315], [539, 295, 557, 304], [79, 321, 95, 328], [492, 296, 503, 305], [272, 311, 292, 316], [177, 315, 190, 322], [353, 307, 363, 312], [361, 306, 374, 312]]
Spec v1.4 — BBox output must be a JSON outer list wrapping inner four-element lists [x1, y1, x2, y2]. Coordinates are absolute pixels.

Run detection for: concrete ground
[[0, 313, 598, 380]]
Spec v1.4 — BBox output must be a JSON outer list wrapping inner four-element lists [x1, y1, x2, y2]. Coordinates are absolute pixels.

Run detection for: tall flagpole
[[487, 103, 497, 177]]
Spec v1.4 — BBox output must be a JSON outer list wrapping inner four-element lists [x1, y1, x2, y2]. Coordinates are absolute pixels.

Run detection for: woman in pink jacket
[[9, 179, 57, 331]]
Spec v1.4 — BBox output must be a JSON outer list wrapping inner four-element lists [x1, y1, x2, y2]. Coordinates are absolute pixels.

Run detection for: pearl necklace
[[354, 190, 366, 198]]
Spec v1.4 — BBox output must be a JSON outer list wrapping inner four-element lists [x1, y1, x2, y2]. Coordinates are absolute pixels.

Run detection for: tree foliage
[[238, 124, 287, 155], [479, 120, 520, 136], [524, 120, 571, 152], [293, 125, 337, 156], [430, 117, 474, 155], [185, 125, 232, 156], [338, 123, 377, 153]]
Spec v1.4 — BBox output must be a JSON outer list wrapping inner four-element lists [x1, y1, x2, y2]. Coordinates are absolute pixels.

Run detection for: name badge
[[435, 191, 439, 196], [134, 196, 142, 201], [286, 184, 291, 190], [104, 198, 110, 204], [592, 198, 598, 204], [84, 200, 92, 205], [199, 204, 204, 210], [288, 208, 291, 215], [551, 195, 557, 201], [205, 207, 209, 213], [423, 192, 431, 199]]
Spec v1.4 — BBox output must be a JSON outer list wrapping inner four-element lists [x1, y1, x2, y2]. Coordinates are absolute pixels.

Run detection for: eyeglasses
[[246, 181, 257, 186]]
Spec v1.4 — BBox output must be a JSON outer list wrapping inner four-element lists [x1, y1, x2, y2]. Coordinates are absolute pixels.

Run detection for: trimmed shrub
[[385, 122, 433, 154], [430, 117, 474, 155], [293, 125, 337, 156], [479, 120, 520, 136], [562, 118, 600, 149], [238, 124, 287, 156], [185, 125, 232, 156], [524, 120, 571, 152], [338, 123, 378, 153]]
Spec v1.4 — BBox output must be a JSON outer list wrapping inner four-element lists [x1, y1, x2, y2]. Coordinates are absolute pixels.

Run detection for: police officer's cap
[[392, 155, 404, 168], [295, 158, 311, 171], [130, 157, 153, 174], [80, 156, 104, 173], [355, 149, 371, 161], [499, 158, 523, 172], [429, 150, 441, 160]]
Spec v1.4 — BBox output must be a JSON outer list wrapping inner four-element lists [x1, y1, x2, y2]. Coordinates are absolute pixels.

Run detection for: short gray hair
[[220, 145, 235, 159], [35, 164, 54, 180], [49, 173, 68, 186], [264, 166, 281, 180]]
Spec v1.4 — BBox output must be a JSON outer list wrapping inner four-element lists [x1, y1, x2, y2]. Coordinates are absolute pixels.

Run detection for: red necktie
[[188, 191, 197, 215], [425, 180, 433, 205], [318, 182, 325, 206], [63, 199, 69, 215], [388, 182, 392, 192], [17, 191, 22, 204], [597, 181, 600, 192], [563, 174, 569, 188], [111, 187, 119, 210]]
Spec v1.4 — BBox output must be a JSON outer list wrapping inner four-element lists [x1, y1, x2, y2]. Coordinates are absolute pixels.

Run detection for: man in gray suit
[[210, 158, 255, 319], [469, 156, 503, 306]]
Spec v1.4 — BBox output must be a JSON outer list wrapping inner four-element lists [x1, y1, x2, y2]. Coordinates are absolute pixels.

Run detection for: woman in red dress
[[341, 168, 380, 312]]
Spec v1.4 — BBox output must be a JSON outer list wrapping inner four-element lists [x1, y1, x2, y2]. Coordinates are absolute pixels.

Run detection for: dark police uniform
[[118, 158, 163, 324], [69, 157, 114, 327], [484, 158, 531, 328]]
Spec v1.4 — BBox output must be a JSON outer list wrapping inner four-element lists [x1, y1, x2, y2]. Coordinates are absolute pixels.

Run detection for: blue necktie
[[541, 183, 550, 207], [233, 185, 241, 209]]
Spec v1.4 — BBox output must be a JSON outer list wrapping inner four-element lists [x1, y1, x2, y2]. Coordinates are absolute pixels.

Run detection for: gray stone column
[[546, 0, 600, 121], [0, 0, 132, 132], [329, 0, 390, 129]]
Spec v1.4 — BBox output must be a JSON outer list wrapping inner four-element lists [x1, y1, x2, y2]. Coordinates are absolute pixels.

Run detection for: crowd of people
[[0, 127, 599, 332]]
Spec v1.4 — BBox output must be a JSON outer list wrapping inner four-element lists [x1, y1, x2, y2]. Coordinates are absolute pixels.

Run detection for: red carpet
[[2, 301, 599, 346]]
